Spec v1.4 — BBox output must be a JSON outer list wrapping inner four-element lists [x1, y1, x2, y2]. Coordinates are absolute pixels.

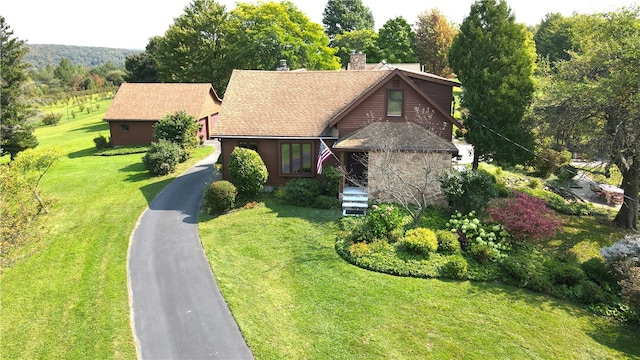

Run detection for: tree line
[[23, 44, 140, 69], [124, 0, 459, 94]]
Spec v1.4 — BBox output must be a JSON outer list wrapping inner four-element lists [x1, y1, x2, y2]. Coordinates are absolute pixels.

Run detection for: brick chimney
[[349, 51, 366, 70]]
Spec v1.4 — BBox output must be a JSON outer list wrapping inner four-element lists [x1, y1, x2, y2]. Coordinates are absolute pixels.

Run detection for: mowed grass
[[200, 200, 640, 359], [1, 99, 214, 359]]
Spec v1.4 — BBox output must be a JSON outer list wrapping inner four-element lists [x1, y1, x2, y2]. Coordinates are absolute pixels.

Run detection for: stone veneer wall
[[367, 151, 451, 206]]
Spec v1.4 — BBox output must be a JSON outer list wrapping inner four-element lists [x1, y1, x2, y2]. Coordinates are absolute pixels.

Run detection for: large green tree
[[533, 13, 576, 65], [533, 9, 640, 229], [225, 1, 340, 72], [449, 0, 536, 169], [0, 16, 38, 160], [125, 36, 161, 82], [377, 17, 418, 64], [414, 8, 458, 77], [331, 29, 379, 68], [156, 0, 229, 91], [322, 0, 374, 39]]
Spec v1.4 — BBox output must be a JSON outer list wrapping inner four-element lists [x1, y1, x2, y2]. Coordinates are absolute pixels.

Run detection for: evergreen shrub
[[228, 147, 268, 197], [204, 180, 237, 215]]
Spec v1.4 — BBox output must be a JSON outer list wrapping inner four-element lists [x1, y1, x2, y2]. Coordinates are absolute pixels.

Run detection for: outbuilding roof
[[104, 83, 221, 122]]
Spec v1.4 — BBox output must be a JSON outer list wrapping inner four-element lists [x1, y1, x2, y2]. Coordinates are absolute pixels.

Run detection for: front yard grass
[[1, 100, 214, 359], [199, 199, 640, 359]]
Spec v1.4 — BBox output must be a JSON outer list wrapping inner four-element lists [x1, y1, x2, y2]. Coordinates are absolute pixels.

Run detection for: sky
[[2, 0, 638, 49]]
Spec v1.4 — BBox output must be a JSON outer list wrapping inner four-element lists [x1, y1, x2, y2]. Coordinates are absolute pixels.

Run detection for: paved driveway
[[128, 142, 253, 359]]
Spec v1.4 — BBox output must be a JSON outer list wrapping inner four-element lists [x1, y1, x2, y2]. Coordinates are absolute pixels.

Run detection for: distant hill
[[24, 44, 142, 69]]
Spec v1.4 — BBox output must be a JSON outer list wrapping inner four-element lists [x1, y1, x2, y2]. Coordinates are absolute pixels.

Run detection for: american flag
[[317, 138, 334, 174]]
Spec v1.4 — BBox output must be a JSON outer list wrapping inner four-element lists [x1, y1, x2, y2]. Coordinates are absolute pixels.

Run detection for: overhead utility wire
[[466, 117, 637, 205]]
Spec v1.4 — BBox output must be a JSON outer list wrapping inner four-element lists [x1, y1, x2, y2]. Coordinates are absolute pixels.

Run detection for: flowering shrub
[[366, 204, 405, 240], [446, 211, 510, 262], [601, 234, 640, 310], [601, 234, 640, 266], [487, 191, 562, 242]]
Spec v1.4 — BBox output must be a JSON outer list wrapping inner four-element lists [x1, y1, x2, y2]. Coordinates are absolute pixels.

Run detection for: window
[[386, 89, 404, 117], [281, 142, 312, 175], [239, 141, 258, 151], [120, 124, 129, 131]]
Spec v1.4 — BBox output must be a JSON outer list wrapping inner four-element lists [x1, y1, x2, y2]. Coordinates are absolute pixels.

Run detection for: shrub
[[555, 164, 578, 182], [142, 139, 181, 176], [366, 204, 405, 240], [518, 187, 592, 216], [573, 280, 606, 305], [93, 134, 110, 150], [436, 230, 461, 255], [440, 169, 498, 213], [601, 234, 640, 310], [487, 191, 562, 242], [318, 167, 340, 197], [439, 255, 468, 279], [499, 250, 554, 293], [42, 112, 62, 126], [313, 195, 338, 209], [204, 180, 237, 215], [418, 206, 449, 230], [153, 111, 199, 155], [551, 263, 586, 286], [228, 147, 268, 197], [533, 148, 572, 177], [283, 178, 320, 206], [446, 211, 510, 257], [400, 228, 438, 254]]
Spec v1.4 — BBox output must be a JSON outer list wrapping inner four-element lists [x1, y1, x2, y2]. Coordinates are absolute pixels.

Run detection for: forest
[[23, 44, 140, 69]]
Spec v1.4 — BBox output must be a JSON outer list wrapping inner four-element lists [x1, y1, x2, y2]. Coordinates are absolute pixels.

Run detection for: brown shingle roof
[[104, 83, 220, 121], [213, 70, 391, 137], [334, 121, 459, 154]]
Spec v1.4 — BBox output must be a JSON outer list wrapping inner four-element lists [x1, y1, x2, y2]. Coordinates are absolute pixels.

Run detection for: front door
[[346, 152, 368, 187]]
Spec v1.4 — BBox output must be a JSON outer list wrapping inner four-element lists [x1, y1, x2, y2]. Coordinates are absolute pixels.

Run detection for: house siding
[[109, 121, 156, 146], [220, 138, 338, 187], [336, 75, 454, 140]]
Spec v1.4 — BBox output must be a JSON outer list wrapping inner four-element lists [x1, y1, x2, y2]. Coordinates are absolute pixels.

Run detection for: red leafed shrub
[[487, 191, 562, 241]]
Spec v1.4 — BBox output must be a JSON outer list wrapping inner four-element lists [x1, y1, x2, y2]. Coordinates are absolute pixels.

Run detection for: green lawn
[[1, 99, 213, 359], [200, 200, 640, 359]]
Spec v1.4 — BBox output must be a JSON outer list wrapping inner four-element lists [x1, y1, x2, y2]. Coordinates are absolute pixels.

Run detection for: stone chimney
[[349, 50, 366, 70], [276, 59, 289, 71]]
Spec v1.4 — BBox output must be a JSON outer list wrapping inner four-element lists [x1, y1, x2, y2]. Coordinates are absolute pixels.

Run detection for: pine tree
[[1, 16, 38, 160], [449, 0, 536, 169]]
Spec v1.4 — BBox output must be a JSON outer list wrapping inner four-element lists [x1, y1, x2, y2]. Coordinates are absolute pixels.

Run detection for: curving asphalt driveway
[[128, 141, 253, 359]]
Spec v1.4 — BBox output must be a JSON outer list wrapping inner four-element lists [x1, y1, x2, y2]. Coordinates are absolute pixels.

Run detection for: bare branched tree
[[339, 107, 456, 227]]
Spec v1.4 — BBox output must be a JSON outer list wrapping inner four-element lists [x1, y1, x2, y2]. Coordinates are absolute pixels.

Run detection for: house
[[103, 83, 222, 146], [212, 53, 462, 205]]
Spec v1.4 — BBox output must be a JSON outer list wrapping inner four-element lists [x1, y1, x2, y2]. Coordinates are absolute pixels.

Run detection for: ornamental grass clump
[[487, 191, 562, 242]]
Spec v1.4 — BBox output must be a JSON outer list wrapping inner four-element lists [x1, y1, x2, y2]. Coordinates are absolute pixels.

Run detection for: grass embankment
[[200, 200, 640, 359], [1, 99, 213, 359]]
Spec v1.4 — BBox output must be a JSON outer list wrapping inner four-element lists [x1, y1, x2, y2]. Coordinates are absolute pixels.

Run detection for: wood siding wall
[[109, 121, 156, 146], [336, 75, 454, 140], [220, 138, 338, 187]]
